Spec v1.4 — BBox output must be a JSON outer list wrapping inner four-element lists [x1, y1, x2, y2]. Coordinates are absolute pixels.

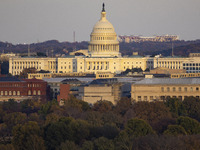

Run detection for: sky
[[0, 0, 200, 44]]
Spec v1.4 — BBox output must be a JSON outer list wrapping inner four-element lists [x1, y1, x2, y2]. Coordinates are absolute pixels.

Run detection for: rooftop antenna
[[28, 44, 30, 57], [73, 31, 76, 52]]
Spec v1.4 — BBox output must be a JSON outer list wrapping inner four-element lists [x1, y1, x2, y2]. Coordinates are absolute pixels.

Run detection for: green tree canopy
[[177, 116, 200, 134], [12, 121, 45, 150], [164, 125, 187, 136], [125, 118, 154, 137]]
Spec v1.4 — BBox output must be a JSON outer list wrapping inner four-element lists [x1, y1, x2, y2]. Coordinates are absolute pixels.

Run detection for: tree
[[164, 125, 187, 136], [177, 116, 200, 134], [125, 118, 154, 137], [94, 137, 114, 150], [56, 140, 80, 150], [124, 101, 175, 133], [114, 97, 132, 116], [2, 99, 20, 113], [3, 112, 27, 136], [183, 97, 200, 121], [44, 117, 74, 150], [12, 121, 46, 150], [93, 100, 113, 112], [69, 119, 90, 144], [81, 141, 94, 150], [165, 98, 186, 116], [39, 99, 58, 118], [0, 144, 15, 150]]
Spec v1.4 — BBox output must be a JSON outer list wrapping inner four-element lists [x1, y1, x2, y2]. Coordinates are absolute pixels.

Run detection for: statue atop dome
[[102, 3, 105, 12]]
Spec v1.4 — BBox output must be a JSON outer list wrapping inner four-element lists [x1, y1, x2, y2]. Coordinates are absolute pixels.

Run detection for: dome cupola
[[88, 3, 121, 58]]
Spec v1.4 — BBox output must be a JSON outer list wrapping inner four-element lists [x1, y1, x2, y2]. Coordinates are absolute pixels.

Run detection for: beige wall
[[131, 84, 200, 102], [78, 85, 115, 104]]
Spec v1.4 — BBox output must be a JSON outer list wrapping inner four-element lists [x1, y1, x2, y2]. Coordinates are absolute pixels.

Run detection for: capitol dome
[[88, 4, 121, 58]]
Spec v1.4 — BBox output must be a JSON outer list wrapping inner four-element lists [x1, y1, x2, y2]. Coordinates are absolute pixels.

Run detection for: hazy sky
[[0, 0, 200, 44]]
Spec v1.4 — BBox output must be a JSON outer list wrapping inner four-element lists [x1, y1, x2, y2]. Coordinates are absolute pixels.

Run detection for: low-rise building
[[131, 78, 200, 102], [0, 77, 48, 102]]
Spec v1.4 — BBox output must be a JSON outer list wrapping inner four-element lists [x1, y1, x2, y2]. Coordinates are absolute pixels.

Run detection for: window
[[179, 87, 181, 92], [161, 87, 164, 92], [196, 87, 199, 91], [173, 87, 176, 92], [190, 87, 193, 92], [28, 90, 31, 95], [144, 96, 147, 101], [150, 96, 153, 101], [17, 91, 20, 96], [9, 91, 12, 95], [33, 90, 36, 95], [13, 91, 16, 95], [5, 91, 7, 95], [38, 90, 41, 95], [138, 96, 141, 101], [184, 87, 187, 92], [1, 91, 3, 95], [167, 87, 170, 92]]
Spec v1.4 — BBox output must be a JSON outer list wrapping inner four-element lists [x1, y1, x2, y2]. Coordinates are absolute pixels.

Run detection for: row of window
[[60, 66, 71, 69], [183, 63, 200, 66], [161, 87, 199, 92], [0, 90, 42, 96], [1, 91, 20, 96], [183, 67, 200, 70], [28, 90, 41, 95], [98, 75, 110, 78], [12, 66, 41, 70], [124, 62, 142, 64], [0, 84, 22, 87], [137, 95, 200, 101], [13, 62, 41, 65], [27, 84, 41, 87], [158, 61, 182, 64]]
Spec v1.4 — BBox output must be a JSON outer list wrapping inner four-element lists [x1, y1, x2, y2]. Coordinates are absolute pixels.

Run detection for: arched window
[[33, 90, 36, 95], [13, 91, 16, 95], [38, 90, 41, 95], [9, 91, 12, 95], [28, 90, 31, 95], [17, 91, 20, 96]]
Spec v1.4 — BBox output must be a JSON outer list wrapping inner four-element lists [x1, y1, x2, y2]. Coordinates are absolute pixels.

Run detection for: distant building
[[131, 78, 200, 102], [57, 84, 70, 105], [78, 78, 123, 104], [118, 35, 179, 43], [0, 77, 48, 102]]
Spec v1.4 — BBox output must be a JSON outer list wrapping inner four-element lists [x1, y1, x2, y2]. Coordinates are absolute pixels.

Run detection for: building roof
[[0, 77, 22, 82], [22, 79, 46, 82], [134, 78, 200, 85], [61, 78, 82, 84], [90, 78, 118, 85]]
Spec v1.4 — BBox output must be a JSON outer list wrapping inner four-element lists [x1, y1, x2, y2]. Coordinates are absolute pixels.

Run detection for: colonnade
[[86, 61, 109, 70]]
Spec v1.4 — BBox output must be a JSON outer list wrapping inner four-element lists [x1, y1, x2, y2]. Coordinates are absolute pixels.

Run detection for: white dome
[[92, 12, 116, 34], [88, 4, 121, 58]]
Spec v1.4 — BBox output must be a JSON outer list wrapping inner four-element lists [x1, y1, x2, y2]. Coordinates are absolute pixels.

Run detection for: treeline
[[1, 39, 200, 57], [0, 97, 200, 150]]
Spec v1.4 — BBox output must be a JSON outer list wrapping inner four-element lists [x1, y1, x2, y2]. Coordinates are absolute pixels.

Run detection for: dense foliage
[[0, 96, 200, 149]]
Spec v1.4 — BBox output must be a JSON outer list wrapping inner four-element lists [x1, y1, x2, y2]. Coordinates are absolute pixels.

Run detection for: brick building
[[0, 77, 48, 102], [57, 84, 70, 105]]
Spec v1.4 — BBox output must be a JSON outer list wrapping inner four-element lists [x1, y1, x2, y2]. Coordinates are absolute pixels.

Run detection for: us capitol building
[[9, 4, 200, 76]]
